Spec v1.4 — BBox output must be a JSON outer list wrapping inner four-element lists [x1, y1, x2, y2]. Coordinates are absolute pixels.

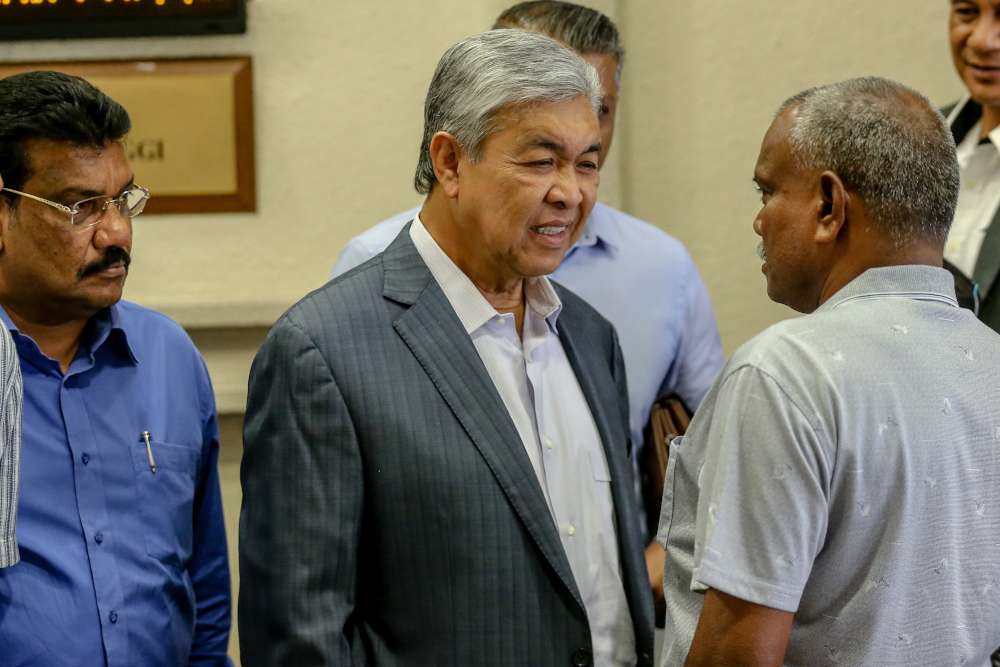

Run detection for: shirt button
[[94, 532, 103, 544], [109, 611, 118, 624], [494, 316, 504, 325], [81, 453, 90, 464], [567, 524, 575, 536], [546, 438, 554, 450]]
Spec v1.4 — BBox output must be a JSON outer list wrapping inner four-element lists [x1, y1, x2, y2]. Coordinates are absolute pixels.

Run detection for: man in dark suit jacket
[[945, 1, 1000, 333], [239, 29, 654, 667]]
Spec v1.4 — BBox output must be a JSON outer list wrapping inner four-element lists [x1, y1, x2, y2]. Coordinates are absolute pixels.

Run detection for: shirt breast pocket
[[129, 441, 199, 567], [590, 449, 612, 482]]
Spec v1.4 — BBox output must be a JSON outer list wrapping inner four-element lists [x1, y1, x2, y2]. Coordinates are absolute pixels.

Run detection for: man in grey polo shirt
[[658, 76, 1000, 667]]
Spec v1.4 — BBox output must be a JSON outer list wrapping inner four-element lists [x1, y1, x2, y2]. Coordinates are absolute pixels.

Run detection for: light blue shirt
[[409, 215, 636, 667], [332, 203, 726, 535]]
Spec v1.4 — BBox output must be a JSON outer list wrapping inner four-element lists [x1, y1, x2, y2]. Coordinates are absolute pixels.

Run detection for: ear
[[816, 170, 848, 245], [429, 132, 463, 199]]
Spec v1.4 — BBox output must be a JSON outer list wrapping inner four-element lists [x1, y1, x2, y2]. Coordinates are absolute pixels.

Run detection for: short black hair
[[493, 1, 624, 83], [0, 70, 131, 207]]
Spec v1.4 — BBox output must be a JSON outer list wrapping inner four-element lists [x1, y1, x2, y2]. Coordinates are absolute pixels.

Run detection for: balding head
[[777, 77, 959, 247], [753, 78, 960, 313]]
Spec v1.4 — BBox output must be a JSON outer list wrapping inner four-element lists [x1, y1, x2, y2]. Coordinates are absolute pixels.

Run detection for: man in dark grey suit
[[944, 0, 1000, 332], [240, 29, 654, 667]]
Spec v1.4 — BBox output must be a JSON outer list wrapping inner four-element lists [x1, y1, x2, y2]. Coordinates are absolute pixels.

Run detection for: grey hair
[[414, 29, 602, 195], [493, 1, 625, 86], [777, 76, 960, 246]]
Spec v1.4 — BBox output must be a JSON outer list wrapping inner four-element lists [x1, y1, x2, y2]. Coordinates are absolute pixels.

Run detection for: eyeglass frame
[[0, 185, 150, 228]]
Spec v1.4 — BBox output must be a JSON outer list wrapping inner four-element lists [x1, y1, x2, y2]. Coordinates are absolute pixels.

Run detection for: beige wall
[[0, 0, 969, 663], [0, 0, 964, 357], [618, 1, 965, 353]]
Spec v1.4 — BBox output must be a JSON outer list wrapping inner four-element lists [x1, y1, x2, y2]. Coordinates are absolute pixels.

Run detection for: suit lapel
[[950, 97, 981, 145], [556, 294, 653, 652], [974, 209, 1000, 300], [555, 296, 653, 633], [383, 227, 586, 616], [557, 312, 639, 540]]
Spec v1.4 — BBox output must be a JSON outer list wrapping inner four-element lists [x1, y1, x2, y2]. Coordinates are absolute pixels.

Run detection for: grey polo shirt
[[0, 323, 21, 568], [658, 265, 1000, 667]]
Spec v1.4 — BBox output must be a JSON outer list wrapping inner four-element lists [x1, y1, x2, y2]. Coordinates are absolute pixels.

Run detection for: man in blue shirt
[[0, 71, 231, 666], [330, 1, 725, 602]]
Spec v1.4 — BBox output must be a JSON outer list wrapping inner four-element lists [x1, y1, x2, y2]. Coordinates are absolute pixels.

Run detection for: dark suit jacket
[[239, 226, 655, 666], [945, 99, 1000, 334]]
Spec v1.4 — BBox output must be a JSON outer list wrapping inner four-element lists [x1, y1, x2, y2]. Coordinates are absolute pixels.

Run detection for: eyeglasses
[[1, 186, 149, 227]]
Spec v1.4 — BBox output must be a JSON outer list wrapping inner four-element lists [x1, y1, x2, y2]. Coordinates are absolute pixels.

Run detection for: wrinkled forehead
[[490, 95, 599, 133], [490, 100, 601, 162], [21, 137, 132, 195], [23, 135, 126, 168]]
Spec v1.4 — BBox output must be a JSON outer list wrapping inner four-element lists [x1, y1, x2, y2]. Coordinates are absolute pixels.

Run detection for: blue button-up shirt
[[0, 301, 231, 667], [332, 203, 727, 533]]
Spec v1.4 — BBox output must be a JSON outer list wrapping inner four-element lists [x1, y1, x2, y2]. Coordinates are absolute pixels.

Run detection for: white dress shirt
[[946, 97, 1000, 279], [409, 215, 636, 667]]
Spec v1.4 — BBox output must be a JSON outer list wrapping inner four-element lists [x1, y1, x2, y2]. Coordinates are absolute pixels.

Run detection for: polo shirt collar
[[573, 202, 620, 251], [818, 265, 959, 313]]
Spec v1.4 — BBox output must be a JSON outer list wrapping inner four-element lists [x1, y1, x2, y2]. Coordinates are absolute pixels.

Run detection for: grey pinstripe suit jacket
[[240, 225, 655, 666]]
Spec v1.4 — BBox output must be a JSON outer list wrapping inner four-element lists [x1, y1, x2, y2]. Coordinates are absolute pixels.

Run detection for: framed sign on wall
[[0, 0, 246, 41], [0, 57, 256, 214]]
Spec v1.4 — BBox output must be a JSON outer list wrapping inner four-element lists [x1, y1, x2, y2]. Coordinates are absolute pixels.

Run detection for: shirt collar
[[90, 305, 138, 365], [0, 303, 138, 371], [573, 202, 619, 251], [947, 94, 1000, 153], [816, 265, 958, 313], [409, 214, 563, 334]]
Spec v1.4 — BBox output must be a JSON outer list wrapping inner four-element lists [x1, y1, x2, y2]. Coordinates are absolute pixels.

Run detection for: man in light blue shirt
[[330, 4, 725, 583]]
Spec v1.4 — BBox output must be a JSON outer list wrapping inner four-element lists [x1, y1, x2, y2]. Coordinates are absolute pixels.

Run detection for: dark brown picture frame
[[0, 57, 256, 215]]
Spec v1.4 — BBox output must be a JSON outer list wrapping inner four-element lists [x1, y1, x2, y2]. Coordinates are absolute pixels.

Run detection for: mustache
[[78, 247, 131, 279], [757, 241, 767, 263]]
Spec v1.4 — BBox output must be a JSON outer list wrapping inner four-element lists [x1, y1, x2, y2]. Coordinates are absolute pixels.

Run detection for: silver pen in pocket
[[142, 431, 156, 473]]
